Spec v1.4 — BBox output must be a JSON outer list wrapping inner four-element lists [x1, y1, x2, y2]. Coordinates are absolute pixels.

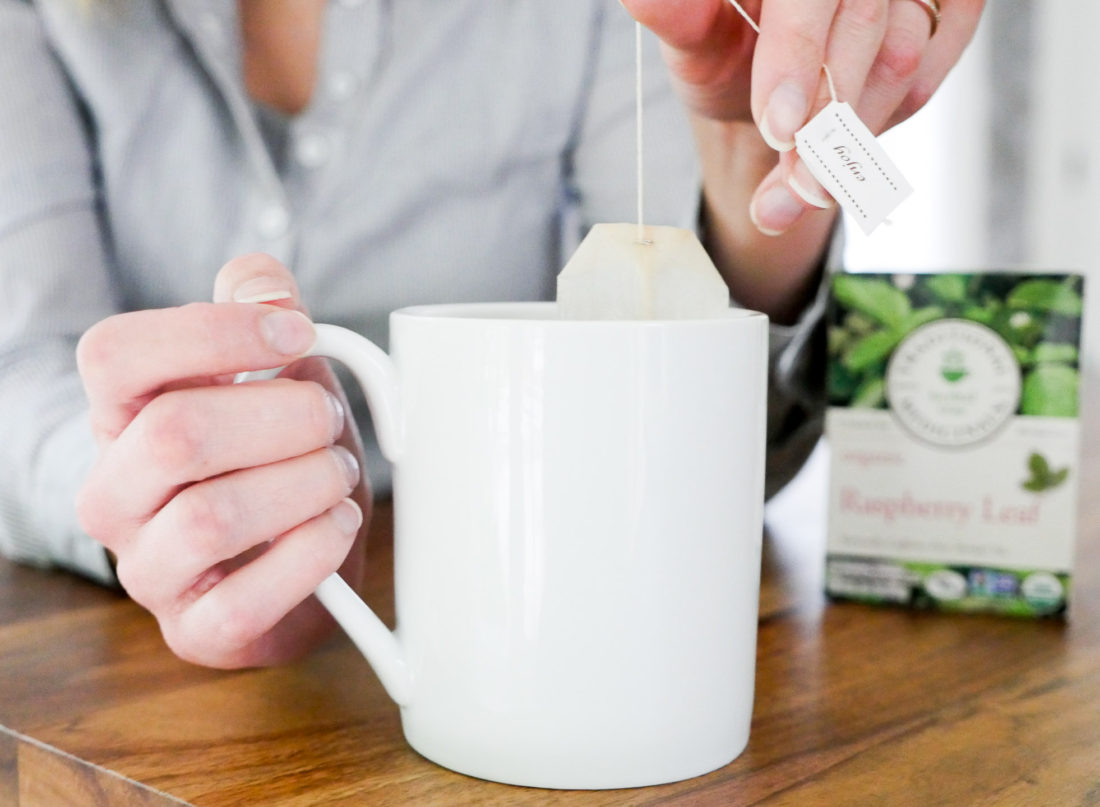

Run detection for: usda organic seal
[[1021, 572, 1064, 612], [886, 319, 1021, 448]]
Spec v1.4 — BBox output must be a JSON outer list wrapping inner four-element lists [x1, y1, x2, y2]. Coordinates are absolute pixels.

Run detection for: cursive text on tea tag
[[795, 101, 913, 235]]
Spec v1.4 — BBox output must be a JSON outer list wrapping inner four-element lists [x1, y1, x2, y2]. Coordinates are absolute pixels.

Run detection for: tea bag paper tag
[[794, 101, 913, 235]]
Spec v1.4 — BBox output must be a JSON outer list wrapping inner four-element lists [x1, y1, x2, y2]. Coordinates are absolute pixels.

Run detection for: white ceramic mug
[[299, 302, 768, 789]]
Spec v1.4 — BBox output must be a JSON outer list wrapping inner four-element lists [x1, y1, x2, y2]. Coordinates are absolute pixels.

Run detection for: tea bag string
[[635, 21, 648, 244], [726, 0, 838, 103]]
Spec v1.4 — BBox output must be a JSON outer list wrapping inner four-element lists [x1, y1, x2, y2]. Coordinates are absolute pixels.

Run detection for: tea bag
[[556, 223, 729, 320], [556, 22, 728, 320]]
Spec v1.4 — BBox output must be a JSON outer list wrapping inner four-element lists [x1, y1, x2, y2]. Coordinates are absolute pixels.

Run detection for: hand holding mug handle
[[240, 324, 412, 705]]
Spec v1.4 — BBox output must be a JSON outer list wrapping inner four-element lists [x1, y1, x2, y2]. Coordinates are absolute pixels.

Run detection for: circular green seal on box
[[886, 319, 1021, 447], [1020, 571, 1065, 612]]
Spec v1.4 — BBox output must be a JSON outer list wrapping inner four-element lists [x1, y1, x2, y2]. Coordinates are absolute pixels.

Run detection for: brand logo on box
[[886, 319, 1021, 448]]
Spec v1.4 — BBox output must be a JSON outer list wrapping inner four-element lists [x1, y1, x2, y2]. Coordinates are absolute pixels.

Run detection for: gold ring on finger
[[901, 0, 941, 38]]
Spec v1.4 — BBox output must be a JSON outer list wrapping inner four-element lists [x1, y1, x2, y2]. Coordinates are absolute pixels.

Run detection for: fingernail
[[261, 309, 314, 355], [760, 82, 807, 152], [330, 445, 360, 490], [234, 277, 294, 304], [325, 392, 346, 443], [331, 498, 363, 536], [789, 161, 834, 209], [750, 184, 804, 236]]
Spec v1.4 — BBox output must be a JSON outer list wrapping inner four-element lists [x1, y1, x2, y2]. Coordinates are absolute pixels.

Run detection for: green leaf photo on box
[[827, 272, 1084, 418]]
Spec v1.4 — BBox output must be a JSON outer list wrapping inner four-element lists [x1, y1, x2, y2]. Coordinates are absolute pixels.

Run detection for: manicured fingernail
[[325, 392, 346, 443], [331, 498, 363, 536], [789, 161, 834, 209], [261, 309, 314, 355], [331, 445, 360, 489], [234, 277, 294, 304], [760, 82, 807, 152], [750, 183, 804, 236]]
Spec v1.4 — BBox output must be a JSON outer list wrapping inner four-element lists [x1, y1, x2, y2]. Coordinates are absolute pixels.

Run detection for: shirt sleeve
[[761, 232, 839, 499], [0, 0, 119, 583], [565, 4, 829, 499]]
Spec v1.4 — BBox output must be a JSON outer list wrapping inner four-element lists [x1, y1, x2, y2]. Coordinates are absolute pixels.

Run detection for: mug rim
[[393, 301, 768, 326]]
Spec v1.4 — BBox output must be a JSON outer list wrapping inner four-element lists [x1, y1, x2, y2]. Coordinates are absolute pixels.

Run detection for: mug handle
[[238, 323, 412, 706]]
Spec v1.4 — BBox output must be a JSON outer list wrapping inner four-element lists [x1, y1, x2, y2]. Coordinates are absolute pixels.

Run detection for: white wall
[[1027, 1, 1100, 372], [844, 11, 992, 272], [1027, 2, 1100, 268]]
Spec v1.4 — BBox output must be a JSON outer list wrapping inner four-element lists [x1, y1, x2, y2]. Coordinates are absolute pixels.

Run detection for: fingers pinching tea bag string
[[727, 0, 760, 35], [728, 0, 913, 235], [556, 20, 728, 320]]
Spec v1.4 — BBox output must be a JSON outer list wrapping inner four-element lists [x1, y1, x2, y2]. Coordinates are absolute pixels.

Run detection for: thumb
[[621, 0, 756, 120], [212, 252, 308, 315]]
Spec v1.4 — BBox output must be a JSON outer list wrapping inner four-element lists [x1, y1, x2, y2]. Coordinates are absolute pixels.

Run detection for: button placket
[[286, 1, 376, 175], [322, 0, 385, 116], [164, 1, 300, 257]]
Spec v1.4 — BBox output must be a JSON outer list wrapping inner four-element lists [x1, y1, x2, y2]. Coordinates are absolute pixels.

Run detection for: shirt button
[[197, 12, 225, 46], [257, 205, 290, 239], [328, 71, 357, 101], [294, 133, 331, 168]]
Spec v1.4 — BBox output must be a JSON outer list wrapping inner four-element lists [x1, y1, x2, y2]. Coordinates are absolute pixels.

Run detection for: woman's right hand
[[75, 254, 370, 669], [625, 0, 986, 236]]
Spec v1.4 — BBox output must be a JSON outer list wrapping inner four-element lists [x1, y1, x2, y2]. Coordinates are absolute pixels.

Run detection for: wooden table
[[3, 453, 1099, 806]]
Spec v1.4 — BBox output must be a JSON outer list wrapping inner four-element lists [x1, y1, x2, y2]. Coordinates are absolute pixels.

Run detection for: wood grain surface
[[2, 444, 1098, 806]]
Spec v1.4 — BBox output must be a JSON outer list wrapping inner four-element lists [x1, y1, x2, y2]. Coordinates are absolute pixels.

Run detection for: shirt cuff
[[757, 223, 843, 399], [32, 410, 115, 585]]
